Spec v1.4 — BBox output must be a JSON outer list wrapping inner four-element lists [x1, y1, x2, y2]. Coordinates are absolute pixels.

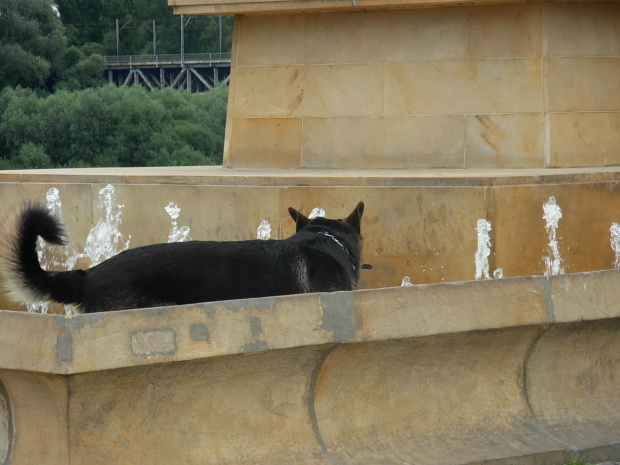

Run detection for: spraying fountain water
[[309, 207, 326, 219], [543, 196, 564, 276], [474, 219, 503, 280], [611, 223, 620, 269], [474, 219, 492, 280], [83, 185, 131, 267], [18, 187, 589, 317], [166, 202, 191, 243], [256, 220, 271, 240], [27, 185, 131, 314]]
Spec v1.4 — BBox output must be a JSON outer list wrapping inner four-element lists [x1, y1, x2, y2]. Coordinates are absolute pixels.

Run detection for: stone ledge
[[2, 269, 619, 375], [3, 166, 620, 187], [168, 0, 619, 16], [3, 270, 620, 464]]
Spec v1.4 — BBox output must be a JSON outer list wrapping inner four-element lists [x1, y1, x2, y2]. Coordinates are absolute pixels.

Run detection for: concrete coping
[[168, 0, 583, 16], [2, 166, 620, 187], [1, 268, 619, 375]]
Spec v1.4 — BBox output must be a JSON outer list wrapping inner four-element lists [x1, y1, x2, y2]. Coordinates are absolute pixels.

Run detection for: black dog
[[0, 201, 364, 313]]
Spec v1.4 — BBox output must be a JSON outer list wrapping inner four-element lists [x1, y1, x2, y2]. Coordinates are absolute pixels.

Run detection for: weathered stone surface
[[4, 169, 620, 310], [0, 371, 68, 465], [2, 1, 620, 462], [218, 3, 620, 169], [2, 269, 620, 464]]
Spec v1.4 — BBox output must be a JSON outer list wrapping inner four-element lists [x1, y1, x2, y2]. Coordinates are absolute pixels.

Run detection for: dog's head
[[288, 201, 364, 234], [288, 201, 372, 278]]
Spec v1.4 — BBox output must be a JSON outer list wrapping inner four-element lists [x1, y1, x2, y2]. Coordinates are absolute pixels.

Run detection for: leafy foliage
[[0, 0, 233, 91], [0, 0, 232, 167], [17, 142, 52, 168], [0, 0, 108, 91], [55, 0, 233, 56], [0, 84, 228, 168], [0, 0, 66, 90]]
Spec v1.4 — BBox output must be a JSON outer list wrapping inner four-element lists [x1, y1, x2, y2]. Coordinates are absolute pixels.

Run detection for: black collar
[[317, 230, 356, 271]]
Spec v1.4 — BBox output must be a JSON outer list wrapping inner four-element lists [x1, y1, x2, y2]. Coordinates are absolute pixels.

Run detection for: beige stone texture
[[549, 270, 620, 323], [96, 184, 282, 245], [305, 8, 468, 64], [68, 346, 334, 465], [384, 59, 542, 116], [2, 267, 620, 371], [227, 117, 303, 168], [549, 112, 620, 167], [5, 165, 620, 186], [280, 185, 486, 288], [351, 277, 548, 342], [465, 114, 545, 168], [0, 370, 68, 464], [5, 267, 620, 464], [0, 312, 63, 372], [169, 0, 563, 16], [236, 14, 307, 66], [316, 318, 620, 464], [237, 9, 470, 66], [233, 63, 384, 118], [544, 3, 620, 57], [380, 8, 469, 62], [487, 182, 620, 278], [526, 320, 620, 448], [315, 329, 557, 465], [64, 294, 335, 373], [301, 116, 466, 168], [544, 57, 620, 113], [222, 3, 620, 169], [469, 3, 542, 58]]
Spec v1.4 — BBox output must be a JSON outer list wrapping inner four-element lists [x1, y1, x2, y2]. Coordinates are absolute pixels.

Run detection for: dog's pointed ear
[[344, 201, 364, 234], [289, 207, 311, 232]]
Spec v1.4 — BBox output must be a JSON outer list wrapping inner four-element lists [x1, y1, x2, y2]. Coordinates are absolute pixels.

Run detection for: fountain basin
[[3, 166, 620, 312], [2, 270, 620, 464], [1, 167, 620, 464], [2, 0, 619, 460]]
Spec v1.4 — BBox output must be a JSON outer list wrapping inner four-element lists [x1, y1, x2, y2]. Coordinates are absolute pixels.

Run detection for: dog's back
[[0, 202, 364, 312]]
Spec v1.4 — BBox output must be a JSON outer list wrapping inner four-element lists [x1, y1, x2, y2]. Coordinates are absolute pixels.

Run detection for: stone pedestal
[[170, 0, 619, 169]]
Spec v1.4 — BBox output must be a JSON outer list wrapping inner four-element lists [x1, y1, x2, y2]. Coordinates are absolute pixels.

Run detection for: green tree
[[55, 54, 106, 90], [0, 84, 228, 168], [54, 0, 104, 46], [17, 142, 52, 168], [56, 0, 233, 56], [0, 87, 46, 157], [0, 0, 68, 90]]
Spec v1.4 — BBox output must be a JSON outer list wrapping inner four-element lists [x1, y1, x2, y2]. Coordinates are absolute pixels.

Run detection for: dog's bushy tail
[[0, 203, 82, 307]]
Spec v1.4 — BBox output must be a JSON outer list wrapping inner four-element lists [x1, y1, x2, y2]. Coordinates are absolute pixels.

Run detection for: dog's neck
[[317, 230, 357, 271]]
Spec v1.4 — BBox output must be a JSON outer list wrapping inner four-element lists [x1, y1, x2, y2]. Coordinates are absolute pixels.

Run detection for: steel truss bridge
[[104, 53, 231, 93]]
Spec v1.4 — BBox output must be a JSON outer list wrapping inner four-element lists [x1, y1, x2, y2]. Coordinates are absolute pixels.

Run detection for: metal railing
[[104, 53, 231, 67]]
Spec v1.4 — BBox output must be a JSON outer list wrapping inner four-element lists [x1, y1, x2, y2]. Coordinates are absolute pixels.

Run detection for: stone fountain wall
[[2, 168, 620, 313], [217, 2, 620, 170]]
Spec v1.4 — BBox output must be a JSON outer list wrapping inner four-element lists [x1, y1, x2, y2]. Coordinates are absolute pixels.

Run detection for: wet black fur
[[4, 202, 364, 313]]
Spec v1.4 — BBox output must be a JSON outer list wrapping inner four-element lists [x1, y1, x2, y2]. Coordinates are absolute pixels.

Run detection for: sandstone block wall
[[223, 3, 620, 169]]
